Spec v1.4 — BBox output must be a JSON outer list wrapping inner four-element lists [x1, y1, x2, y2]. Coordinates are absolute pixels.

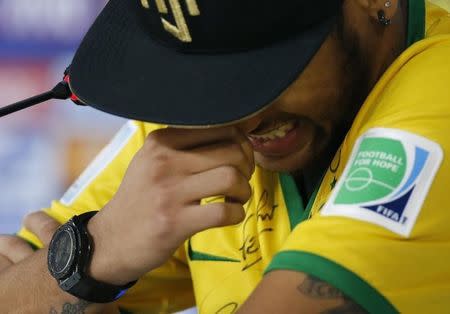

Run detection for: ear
[[354, 0, 400, 23]]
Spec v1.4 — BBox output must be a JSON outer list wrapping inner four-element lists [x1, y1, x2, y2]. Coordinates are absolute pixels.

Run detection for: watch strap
[[51, 211, 137, 303], [61, 271, 136, 303]]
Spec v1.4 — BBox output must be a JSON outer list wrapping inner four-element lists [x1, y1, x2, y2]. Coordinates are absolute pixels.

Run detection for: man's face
[[239, 17, 369, 173]]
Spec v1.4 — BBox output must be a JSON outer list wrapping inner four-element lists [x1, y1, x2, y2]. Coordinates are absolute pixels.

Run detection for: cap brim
[[70, 0, 335, 127]]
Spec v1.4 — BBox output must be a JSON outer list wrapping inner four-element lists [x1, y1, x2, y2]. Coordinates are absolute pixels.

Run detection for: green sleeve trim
[[407, 0, 425, 47], [279, 173, 304, 230], [118, 308, 134, 314], [265, 251, 398, 314], [188, 239, 239, 263]]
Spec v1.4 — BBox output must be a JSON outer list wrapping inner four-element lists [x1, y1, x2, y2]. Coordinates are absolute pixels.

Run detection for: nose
[[236, 113, 264, 134], [236, 100, 279, 133]]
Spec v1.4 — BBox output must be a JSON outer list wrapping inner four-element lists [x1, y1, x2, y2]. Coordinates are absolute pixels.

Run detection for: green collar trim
[[279, 172, 324, 229], [300, 178, 322, 222], [187, 238, 240, 263], [406, 0, 426, 46], [265, 251, 398, 313], [279, 173, 304, 230]]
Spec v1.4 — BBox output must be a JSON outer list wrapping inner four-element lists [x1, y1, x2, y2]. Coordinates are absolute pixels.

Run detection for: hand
[[88, 126, 254, 285], [0, 212, 60, 272]]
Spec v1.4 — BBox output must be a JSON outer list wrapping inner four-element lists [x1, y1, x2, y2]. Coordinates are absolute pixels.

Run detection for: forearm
[[0, 249, 117, 314]]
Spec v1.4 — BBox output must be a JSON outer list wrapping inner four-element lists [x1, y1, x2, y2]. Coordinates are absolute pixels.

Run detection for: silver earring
[[385, 1, 392, 8]]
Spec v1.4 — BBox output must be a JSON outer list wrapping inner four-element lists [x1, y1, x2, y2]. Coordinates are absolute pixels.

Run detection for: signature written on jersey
[[239, 189, 278, 271]]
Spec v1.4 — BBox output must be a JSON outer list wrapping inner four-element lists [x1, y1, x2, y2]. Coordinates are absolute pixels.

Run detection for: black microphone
[[0, 80, 72, 118]]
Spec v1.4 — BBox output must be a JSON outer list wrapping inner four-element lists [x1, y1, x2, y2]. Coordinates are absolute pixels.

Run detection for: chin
[[254, 148, 315, 173]]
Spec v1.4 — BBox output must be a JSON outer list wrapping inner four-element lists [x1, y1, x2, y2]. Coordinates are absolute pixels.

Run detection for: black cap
[[69, 0, 340, 127]]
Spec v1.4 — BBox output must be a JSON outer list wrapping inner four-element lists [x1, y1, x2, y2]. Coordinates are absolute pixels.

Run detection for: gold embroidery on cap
[[185, 0, 200, 16], [140, 0, 200, 43], [140, 0, 150, 9], [140, 0, 168, 12], [156, 0, 169, 13]]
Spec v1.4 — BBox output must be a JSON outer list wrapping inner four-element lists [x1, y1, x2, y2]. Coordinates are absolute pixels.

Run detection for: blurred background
[[0, 0, 125, 234], [0, 2, 197, 312]]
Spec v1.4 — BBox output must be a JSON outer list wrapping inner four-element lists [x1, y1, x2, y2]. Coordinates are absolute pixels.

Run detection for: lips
[[248, 120, 297, 141], [247, 119, 307, 156]]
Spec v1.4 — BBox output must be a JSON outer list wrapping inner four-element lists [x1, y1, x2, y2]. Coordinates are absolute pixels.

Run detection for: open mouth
[[247, 120, 297, 142]]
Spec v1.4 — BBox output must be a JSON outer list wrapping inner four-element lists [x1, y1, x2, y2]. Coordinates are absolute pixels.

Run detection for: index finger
[[148, 126, 244, 150]]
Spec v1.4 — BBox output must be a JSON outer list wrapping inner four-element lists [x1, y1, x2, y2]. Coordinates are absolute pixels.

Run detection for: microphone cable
[[0, 80, 72, 118]]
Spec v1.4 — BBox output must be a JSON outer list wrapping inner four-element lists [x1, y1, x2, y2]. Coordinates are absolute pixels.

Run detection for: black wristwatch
[[47, 211, 136, 303]]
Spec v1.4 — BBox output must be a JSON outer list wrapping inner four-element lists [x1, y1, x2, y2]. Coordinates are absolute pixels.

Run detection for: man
[[0, 0, 449, 313]]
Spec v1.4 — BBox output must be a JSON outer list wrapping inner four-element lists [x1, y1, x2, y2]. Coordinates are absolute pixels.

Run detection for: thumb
[[23, 211, 61, 246]]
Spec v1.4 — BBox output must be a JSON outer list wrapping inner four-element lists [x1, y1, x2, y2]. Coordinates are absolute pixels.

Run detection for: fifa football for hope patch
[[321, 128, 443, 237]]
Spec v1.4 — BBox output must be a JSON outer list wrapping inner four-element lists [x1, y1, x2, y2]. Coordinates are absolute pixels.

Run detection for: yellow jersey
[[18, 1, 450, 313]]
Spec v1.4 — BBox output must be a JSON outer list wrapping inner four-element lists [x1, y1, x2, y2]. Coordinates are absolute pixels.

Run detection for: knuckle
[[243, 152, 255, 178], [220, 166, 241, 189], [211, 203, 245, 226], [151, 187, 174, 210], [23, 211, 51, 231], [41, 220, 59, 238], [142, 134, 163, 157], [145, 129, 168, 151], [242, 182, 253, 203], [230, 126, 239, 138], [236, 148, 248, 164], [152, 210, 176, 239], [250, 159, 256, 175], [152, 151, 171, 168], [0, 255, 13, 270], [230, 141, 253, 179], [0, 236, 25, 254], [148, 151, 172, 181], [246, 164, 254, 180], [23, 211, 57, 231], [232, 204, 246, 223], [22, 211, 59, 244], [238, 153, 252, 179], [145, 130, 161, 146], [212, 203, 229, 225], [228, 141, 241, 151], [22, 211, 40, 228]]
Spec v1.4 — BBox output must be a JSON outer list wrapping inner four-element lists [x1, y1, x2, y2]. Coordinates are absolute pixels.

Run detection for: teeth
[[249, 121, 296, 141], [274, 130, 286, 137]]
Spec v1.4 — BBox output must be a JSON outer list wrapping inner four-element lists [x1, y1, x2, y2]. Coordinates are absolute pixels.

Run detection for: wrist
[[48, 211, 137, 303], [86, 215, 135, 286]]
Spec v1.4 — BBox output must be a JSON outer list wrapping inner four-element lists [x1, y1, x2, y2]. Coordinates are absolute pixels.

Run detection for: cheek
[[281, 87, 343, 126]]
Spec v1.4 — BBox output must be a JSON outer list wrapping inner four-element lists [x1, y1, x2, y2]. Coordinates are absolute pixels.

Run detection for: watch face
[[48, 226, 77, 280]]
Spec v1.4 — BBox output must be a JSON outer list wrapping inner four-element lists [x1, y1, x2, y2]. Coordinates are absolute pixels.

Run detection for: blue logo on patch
[[363, 147, 429, 223]]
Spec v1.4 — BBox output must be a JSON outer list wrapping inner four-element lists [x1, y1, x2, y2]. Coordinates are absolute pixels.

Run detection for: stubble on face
[[251, 11, 372, 175]]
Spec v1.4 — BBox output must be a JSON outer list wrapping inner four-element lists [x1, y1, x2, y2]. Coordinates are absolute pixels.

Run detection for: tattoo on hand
[[49, 300, 91, 314], [298, 275, 367, 314]]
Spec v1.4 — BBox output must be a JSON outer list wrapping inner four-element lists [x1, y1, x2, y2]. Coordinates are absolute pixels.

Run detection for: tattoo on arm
[[49, 300, 91, 314], [297, 274, 344, 299], [297, 275, 367, 314]]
